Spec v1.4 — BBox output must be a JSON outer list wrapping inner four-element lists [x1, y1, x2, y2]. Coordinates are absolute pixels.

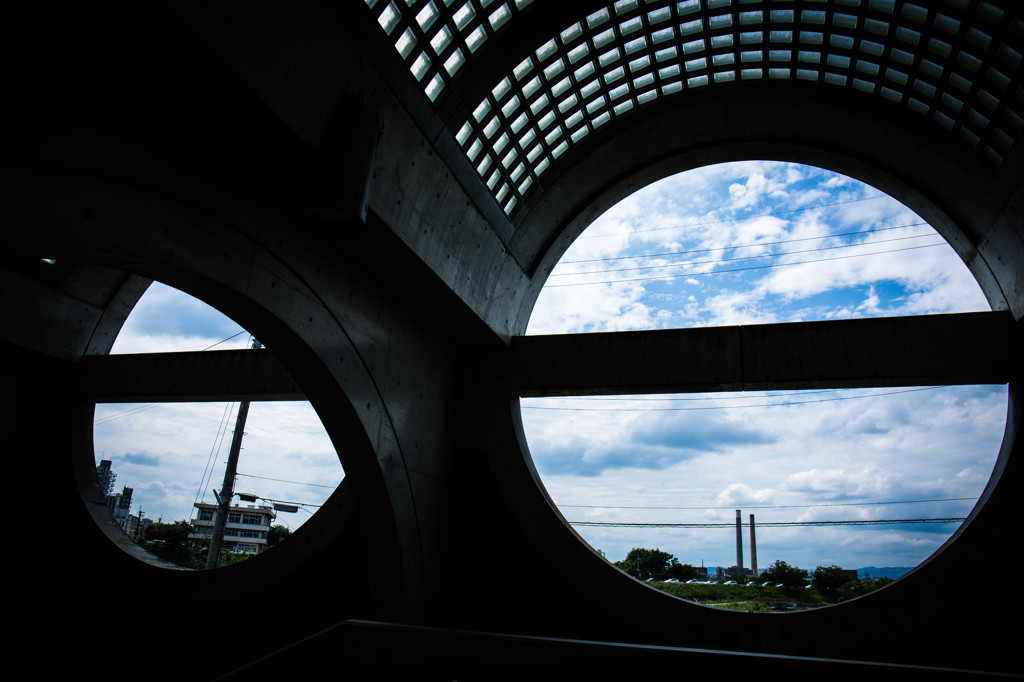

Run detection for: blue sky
[[521, 160, 1007, 573]]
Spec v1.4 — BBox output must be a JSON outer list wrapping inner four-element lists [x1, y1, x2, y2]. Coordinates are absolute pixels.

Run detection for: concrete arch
[[4, 167, 425, 620], [486, 369, 1021, 661], [3, 1, 1021, 677], [478, 60, 1024, 673], [486, 78, 1023, 664]]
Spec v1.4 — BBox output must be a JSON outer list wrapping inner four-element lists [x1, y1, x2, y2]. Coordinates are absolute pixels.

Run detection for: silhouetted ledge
[[215, 619, 1020, 681]]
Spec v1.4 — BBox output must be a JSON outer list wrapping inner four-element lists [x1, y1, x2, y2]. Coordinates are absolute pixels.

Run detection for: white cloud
[[727, 170, 790, 210], [783, 464, 896, 500], [702, 288, 777, 326], [111, 332, 250, 355], [716, 482, 775, 506], [527, 281, 655, 334]]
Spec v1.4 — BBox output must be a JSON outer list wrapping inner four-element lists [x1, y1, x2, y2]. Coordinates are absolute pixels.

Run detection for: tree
[[143, 520, 193, 546], [142, 520, 198, 567], [760, 559, 808, 587], [267, 524, 292, 547], [614, 548, 679, 581], [664, 562, 700, 582], [837, 576, 894, 602], [218, 550, 255, 566], [812, 565, 853, 602]]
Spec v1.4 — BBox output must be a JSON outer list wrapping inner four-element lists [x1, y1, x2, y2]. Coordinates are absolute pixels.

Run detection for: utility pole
[[205, 337, 262, 569]]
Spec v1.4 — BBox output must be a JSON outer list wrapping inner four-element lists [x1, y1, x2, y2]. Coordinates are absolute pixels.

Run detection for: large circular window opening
[[92, 281, 345, 570], [521, 161, 1008, 611]]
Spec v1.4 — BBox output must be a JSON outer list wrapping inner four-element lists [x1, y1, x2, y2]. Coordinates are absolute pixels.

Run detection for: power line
[[200, 329, 248, 351], [578, 193, 891, 240], [235, 472, 342, 490], [236, 492, 325, 511], [550, 232, 944, 278], [558, 497, 978, 510], [520, 386, 943, 412], [554, 388, 892, 402], [545, 243, 949, 288], [569, 518, 967, 528], [94, 403, 164, 425], [194, 400, 235, 509], [559, 221, 931, 264]]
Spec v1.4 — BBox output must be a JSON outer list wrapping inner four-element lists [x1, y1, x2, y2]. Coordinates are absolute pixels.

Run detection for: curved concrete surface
[[2, 1, 1021, 678]]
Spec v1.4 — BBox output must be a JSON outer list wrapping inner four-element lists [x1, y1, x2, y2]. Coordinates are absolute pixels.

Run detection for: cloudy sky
[[92, 285, 344, 532], [521, 160, 1007, 573]]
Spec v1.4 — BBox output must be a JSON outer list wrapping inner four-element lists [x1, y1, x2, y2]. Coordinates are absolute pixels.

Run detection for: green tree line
[[614, 551, 895, 608], [140, 520, 292, 569]]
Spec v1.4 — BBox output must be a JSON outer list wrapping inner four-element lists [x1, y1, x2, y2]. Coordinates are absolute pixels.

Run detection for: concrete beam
[[80, 348, 304, 402], [511, 311, 1018, 396]]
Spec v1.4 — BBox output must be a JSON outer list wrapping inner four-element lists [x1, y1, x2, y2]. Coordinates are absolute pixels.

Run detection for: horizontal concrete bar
[[511, 311, 1018, 396], [80, 348, 305, 402]]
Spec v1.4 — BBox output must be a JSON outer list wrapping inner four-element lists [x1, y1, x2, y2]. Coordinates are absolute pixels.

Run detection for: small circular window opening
[[521, 161, 1007, 610], [92, 281, 344, 570]]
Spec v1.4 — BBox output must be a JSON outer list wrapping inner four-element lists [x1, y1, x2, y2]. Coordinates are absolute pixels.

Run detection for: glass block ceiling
[[365, 0, 1024, 218]]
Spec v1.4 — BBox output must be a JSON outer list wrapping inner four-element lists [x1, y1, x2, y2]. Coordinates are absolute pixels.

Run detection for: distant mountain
[[858, 567, 913, 581]]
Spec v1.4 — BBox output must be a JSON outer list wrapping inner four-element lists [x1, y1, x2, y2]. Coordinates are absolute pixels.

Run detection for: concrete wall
[[2, 2, 1022, 678]]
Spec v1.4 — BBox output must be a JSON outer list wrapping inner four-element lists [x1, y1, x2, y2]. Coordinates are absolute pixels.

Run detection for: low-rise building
[[189, 502, 276, 554], [108, 485, 133, 531]]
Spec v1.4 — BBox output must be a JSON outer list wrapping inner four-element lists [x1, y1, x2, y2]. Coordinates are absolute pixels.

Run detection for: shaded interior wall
[[2, 6, 467, 675], [2, 2, 1022, 678]]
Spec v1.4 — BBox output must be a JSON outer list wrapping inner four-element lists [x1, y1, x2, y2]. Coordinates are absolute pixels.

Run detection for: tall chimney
[[750, 513, 758, 577], [735, 509, 743, 571]]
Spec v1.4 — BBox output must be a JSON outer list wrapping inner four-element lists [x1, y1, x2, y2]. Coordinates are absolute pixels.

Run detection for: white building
[[189, 502, 276, 554], [108, 485, 133, 531]]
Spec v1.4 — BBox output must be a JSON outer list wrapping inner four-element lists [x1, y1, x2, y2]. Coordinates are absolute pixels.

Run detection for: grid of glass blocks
[[364, 0, 535, 102], [370, 0, 1024, 218]]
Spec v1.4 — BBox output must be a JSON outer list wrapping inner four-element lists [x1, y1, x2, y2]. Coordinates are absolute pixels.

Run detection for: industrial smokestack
[[750, 513, 758, 577], [735, 509, 743, 571]]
